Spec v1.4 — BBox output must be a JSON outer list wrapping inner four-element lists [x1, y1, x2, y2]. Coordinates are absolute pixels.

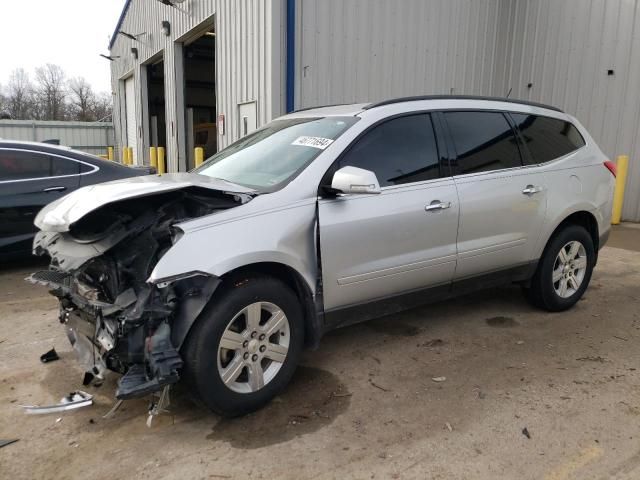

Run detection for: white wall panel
[[110, 0, 284, 171], [501, 0, 640, 221], [0, 120, 114, 156], [296, 0, 508, 108]]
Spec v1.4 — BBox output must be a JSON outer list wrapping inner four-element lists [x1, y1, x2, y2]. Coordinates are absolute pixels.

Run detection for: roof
[[364, 95, 563, 113], [0, 140, 94, 159], [109, 0, 133, 50], [283, 103, 369, 118]]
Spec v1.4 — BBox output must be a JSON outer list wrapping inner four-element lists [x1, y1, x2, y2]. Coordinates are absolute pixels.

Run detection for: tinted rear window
[[51, 156, 81, 176], [444, 111, 523, 175], [511, 114, 585, 164]]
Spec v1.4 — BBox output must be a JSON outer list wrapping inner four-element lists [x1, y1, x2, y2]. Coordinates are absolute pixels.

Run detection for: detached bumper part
[[22, 391, 93, 414], [116, 323, 183, 400]]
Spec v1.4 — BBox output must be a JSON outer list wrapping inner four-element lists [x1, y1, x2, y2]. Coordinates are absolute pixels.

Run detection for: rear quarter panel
[[532, 121, 614, 258]]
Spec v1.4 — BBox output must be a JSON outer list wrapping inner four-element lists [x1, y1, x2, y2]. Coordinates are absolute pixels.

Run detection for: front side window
[[337, 114, 441, 187], [194, 116, 358, 192], [511, 114, 585, 164], [0, 150, 51, 181], [444, 111, 523, 175]]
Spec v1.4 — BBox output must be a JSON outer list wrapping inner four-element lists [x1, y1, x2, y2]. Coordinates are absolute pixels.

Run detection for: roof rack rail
[[364, 95, 563, 113], [291, 103, 353, 114]]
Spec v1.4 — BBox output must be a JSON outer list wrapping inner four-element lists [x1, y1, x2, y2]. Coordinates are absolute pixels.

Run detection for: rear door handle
[[43, 186, 67, 193], [522, 185, 543, 195], [425, 200, 451, 212]]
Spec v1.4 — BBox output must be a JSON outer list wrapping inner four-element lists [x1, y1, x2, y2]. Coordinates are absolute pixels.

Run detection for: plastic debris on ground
[[21, 391, 93, 414], [40, 348, 60, 363], [0, 439, 19, 449]]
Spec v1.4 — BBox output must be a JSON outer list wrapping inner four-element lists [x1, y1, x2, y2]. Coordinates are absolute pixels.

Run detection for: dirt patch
[[485, 316, 519, 328], [418, 338, 447, 348], [207, 366, 350, 448], [367, 318, 421, 337]]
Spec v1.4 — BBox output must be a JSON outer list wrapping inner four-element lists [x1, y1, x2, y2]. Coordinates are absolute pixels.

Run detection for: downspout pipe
[[286, 0, 295, 113]]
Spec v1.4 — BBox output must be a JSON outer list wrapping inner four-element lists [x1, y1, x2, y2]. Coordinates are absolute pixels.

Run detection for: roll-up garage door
[[124, 76, 137, 164]]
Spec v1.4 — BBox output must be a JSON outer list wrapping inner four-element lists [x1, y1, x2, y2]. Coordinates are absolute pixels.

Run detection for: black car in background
[[0, 141, 154, 260]]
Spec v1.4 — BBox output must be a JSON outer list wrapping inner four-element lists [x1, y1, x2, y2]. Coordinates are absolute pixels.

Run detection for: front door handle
[[522, 185, 543, 195], [425, 200, 451, 212], [43, 186, 67, 193]]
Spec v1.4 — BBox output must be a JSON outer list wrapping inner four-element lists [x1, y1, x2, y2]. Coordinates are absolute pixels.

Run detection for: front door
[[441, 111, 547, 280], [318, 113, 459, 311]]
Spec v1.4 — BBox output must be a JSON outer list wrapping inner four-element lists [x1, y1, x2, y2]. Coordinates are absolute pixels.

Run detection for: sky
[[0, 0, 127, 94]]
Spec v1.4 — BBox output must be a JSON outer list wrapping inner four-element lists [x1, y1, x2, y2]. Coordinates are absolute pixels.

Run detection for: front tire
[[182, 275, 304, 417], [525, 225, 595, 311]]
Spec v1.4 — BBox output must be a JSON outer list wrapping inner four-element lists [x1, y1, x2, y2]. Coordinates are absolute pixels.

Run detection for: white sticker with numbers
[[291, 136, 334, 150]]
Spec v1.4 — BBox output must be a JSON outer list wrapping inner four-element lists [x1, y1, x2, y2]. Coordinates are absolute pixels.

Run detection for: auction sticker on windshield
[[291, 136, 334, 150]]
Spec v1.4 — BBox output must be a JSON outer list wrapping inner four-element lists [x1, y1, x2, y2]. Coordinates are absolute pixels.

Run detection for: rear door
[[318, 113, 459, 311], [442, 111, 547, 280], [0, 148, 80, 256]]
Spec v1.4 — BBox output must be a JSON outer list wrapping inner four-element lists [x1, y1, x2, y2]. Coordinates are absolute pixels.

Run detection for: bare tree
[[3, 64, 111, 121], [5, 68, 35, 119], [92, 91, 113, 122], [68, 77, 95, 121], [34, 64, 67, 120], [0, 84, 6, 117]]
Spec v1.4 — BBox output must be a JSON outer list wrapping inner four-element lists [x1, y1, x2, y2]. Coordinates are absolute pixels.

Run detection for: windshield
[[193, 116, 358, 191]]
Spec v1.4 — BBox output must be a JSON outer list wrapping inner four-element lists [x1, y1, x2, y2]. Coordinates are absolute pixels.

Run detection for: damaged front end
[[29, 184, 249, 400]]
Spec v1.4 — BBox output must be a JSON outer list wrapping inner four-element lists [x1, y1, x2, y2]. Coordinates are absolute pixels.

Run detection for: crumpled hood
[[35, 172, 255, 232]]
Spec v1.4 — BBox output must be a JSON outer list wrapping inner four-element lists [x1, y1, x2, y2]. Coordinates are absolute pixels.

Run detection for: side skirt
[[322, 261, 538, 332]]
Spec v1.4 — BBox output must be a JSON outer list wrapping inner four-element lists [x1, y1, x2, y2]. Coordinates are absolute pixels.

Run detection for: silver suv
[[31, 96, 616, 416]]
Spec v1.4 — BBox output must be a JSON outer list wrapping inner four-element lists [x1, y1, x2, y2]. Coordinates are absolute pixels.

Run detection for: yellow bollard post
[[150, 147, 158, 170], [157, 147, 166, 174], [127, 147, 134, 166], [195, 147, 204, 167], [108, 146, 114, 161], [122, 147, 129, 165], [612, 155, 629, 225]]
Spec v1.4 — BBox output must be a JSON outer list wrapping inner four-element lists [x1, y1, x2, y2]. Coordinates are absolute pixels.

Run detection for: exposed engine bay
[[29, 187, 249, 400]]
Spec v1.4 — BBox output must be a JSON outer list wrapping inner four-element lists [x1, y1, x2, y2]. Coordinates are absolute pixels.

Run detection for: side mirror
[[331, 166, 381, 195]]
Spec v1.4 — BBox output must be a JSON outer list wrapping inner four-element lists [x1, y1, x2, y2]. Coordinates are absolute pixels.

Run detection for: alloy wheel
[[216, 301, 290, 393], [552, 240, 587, 298]]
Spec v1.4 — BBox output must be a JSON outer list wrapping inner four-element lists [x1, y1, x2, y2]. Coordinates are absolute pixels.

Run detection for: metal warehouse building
[[109, 0, 640, 221]]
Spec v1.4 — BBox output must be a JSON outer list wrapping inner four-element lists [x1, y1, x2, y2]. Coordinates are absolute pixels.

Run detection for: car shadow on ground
[[57, 284, 540, 447]]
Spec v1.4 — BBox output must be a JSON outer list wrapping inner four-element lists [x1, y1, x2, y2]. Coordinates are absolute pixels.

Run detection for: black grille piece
[[27, 270, 71, 288]]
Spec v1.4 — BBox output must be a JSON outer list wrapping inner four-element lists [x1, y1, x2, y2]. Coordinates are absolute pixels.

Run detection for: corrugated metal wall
[[295, 0, 510, 108], [296, 0, 640, 220], [0, 120, 114, 156], [496, 0, 640, 221], [110, 0, 639, 220], [110, 0, 284, 172]]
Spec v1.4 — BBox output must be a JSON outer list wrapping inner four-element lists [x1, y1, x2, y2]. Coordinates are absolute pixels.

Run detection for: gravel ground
[[1, 227, 639, 479]]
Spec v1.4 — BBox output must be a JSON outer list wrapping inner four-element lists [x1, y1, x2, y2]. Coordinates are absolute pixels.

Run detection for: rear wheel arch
[[544, 211, 599, 257]]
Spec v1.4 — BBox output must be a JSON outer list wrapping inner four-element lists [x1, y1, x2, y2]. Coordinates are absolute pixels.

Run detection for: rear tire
[[525, 225, 595, 311], [182, 275, 304, 417]]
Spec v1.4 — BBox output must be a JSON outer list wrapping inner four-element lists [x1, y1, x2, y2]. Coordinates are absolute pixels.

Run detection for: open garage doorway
[[183, 27, 217, 170], [147, 58, 166, 158]]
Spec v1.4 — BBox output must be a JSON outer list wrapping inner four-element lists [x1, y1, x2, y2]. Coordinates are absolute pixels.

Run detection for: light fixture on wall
[[131, 47, 138, 59], [119, 31, 139, 41], [155, 0, 189, 14], [99, 54, 120, 61], [162, 21, 171, 36]]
